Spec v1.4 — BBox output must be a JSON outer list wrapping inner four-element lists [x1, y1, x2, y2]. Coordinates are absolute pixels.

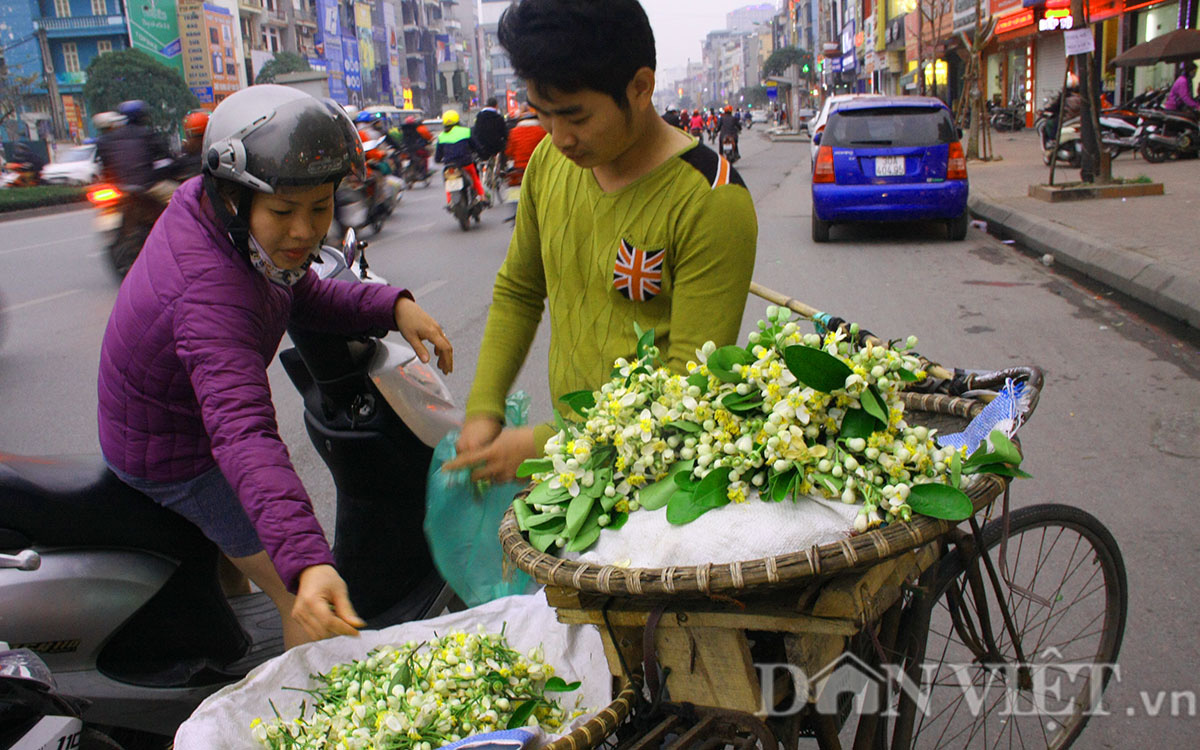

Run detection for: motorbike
[[0, 230, 462, 744], [443, 166, 484, 232], [334, 170, 400, 236], [0, 647, 124, 749], [399, 147, 432, 188], [720, 135, 740, 163], [1037, 112, 1083, 168], [988, 100, 1025, 132], [1138, 106, 1200, 162], [87, 181, 175, 279]]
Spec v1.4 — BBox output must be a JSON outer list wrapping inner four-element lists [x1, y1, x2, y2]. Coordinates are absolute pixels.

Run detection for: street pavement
[[969, 130, 1200, 329], [1, 132, 1199, 745]]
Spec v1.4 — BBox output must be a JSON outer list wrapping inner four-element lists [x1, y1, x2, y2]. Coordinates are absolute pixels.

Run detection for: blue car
[[810, 97, 969, 243]]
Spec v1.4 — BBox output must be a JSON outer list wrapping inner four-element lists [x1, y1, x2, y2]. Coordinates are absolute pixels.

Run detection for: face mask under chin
[[246, 233, 313, 287]]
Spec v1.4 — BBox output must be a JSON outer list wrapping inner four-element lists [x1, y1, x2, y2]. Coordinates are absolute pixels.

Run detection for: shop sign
[[954, 0, 978, 34], [1038, 9, 1074, 31], [995, 8, 1035, 34], [886, 17, 906, 46], [841, 50, 857, 71], [842, 21, 856, 56]]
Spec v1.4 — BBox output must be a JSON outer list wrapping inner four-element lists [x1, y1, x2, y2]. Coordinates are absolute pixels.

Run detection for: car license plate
[[445, 177, 464, 192], [876, 156, 905, 176]]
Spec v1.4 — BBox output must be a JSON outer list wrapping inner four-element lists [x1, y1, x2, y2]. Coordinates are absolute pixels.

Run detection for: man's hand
[[394, 297, 453, 374], [444, 417, 538, 483], [292, 564, 365, 641]]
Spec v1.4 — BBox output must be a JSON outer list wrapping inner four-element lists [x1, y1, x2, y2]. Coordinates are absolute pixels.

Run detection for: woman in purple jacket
[[97, 85, 453, 647]]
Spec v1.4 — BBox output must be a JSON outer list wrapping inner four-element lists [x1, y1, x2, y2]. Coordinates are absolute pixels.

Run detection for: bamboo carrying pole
[[749, 282, 956, 381]]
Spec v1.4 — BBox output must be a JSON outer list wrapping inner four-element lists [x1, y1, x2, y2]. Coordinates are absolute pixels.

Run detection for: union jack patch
[[613, 240, 665, 302]]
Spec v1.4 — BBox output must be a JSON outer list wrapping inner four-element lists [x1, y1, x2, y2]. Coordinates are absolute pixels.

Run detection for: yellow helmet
[[442, 110, 460, 127]]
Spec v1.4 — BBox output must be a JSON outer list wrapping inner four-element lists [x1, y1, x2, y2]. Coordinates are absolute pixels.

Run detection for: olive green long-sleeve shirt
[[466, 136, 758, 448]]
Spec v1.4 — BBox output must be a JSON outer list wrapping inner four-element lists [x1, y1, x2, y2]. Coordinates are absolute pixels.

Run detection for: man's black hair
[[486, 97, 499, 108], [497, 0, 656, 108]]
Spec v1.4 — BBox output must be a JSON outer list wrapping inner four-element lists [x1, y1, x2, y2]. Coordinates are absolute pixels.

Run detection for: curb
[[0, 200, 91, 222], [969, 195, 1200, 329]]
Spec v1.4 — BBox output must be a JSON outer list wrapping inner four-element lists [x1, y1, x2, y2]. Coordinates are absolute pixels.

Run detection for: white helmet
[[92, 111, 126, 131]]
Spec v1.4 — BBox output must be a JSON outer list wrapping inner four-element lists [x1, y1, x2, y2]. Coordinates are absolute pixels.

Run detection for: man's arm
[[665, 183, 758, 373]]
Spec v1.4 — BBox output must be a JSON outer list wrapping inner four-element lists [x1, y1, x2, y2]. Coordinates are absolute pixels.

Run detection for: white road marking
[[408, 222, 435, 233], [0, 235, 91, 256], [86, 250, 106, 258], [411, 279, 447, 298], [1, 289, 83, 313]]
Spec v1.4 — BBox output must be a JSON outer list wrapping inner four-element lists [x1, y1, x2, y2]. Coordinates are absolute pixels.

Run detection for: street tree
[[82, 49, 199, 134], [255, 51, 311, 84], [917, 0, 955, 99], [762, 47, 812, 78], [0, 72, 40, 140], [740, 85, 770, 107]]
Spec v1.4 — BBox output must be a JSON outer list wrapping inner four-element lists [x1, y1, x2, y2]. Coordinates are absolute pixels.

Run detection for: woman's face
[[247, 183, 335, 270]]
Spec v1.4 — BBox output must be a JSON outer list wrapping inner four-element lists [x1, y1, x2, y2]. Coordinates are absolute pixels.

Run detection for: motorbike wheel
[[453, 199, 470, 231], [109, 228, 145, 279], [1141, 140, 1170, 163], [371, 213, 386, 234]]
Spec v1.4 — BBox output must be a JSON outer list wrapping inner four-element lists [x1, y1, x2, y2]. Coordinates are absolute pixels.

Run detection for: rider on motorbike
[[1164, 61, 1199, 116], [718, 105, 741, 160], [105, 100, 176, 245], [173, 110, 211, 181], [390, 116, 433, 182], [434, 110, 487, 206], [96, 85, 453, 648]]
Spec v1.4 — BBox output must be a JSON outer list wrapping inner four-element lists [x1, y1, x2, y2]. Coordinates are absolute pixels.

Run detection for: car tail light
[[813, 146, 836, 183], [87, 184, 122, 205], [947, 141, 967, 180]]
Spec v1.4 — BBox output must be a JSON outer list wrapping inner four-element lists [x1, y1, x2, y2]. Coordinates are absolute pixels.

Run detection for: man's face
[[526, 85, 637, 169]]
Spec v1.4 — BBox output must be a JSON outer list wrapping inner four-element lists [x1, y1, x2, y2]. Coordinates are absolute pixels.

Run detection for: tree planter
[[1028, 181, 1164, 202]]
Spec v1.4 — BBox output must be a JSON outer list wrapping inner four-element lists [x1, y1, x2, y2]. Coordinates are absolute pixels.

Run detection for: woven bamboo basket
[[542, 680, 639, 750], [501, 390, 1009, 598]]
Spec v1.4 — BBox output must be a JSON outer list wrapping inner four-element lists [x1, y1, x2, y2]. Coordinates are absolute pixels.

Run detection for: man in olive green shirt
[[446, 0, 757, 481]]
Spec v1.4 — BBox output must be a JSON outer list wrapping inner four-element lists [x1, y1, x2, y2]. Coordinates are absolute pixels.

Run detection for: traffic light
[[802, 63, 810, 73]]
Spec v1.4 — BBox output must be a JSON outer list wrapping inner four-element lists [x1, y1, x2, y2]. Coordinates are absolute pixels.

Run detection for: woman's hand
[[292, 564, 365, 641], [394, 297, 453, 374], [444, 415, 537, 483]]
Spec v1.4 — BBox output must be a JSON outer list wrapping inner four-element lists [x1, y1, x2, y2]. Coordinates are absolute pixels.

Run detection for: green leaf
[[666, 420, 703, 433], [389, 661, 412, 693], [896, 367, 921, 382], [523, 480, 555, 507], [506, 699, 540, 729], [529, 529, 558, 553], [636, 326, 656, 360], [666, 491, 709, 525], [972, 464, 1033, 479], [814, 473, 844, 494], [566, 520, 602, 552], [839, 407, 877, 441], [687, 372, 709, 390], [516, 458, 553, 479], [860, 385, 888, 426], [524, 513, 566, 532], [667, 465, 732, 524], [607, 511, 630, 530], [908, 483, 974, 521], [782, 345, 854, 392], [559, 390, 596, 417], [564, 492, 595, 538], [720, 391, 764, 414], [552, 409, 573, 437], [707, 345, 754, 384], [674, 469, 700, 490], [985, 430, 1022, 466], [770, 469, 795, 502], [512, 497, 533, 528], [544, 677, 582, 692], [950, 451, 962, 489], [638, 476, 678, 511]]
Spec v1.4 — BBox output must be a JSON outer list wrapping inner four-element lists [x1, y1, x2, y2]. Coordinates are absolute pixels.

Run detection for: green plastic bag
[[424, 392, 536, 607]]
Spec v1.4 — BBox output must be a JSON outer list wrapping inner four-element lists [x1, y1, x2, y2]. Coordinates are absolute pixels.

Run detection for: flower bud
[[846, 437, 867, 453]]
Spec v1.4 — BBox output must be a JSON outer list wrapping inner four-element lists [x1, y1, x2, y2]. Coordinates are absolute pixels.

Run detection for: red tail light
[[947, 141, 967, 180], [813, 145, 836, 183], [87, 184, 122, 205]]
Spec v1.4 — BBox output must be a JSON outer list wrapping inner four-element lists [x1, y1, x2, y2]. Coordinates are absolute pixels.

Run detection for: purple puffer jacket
[[98, 176, 406, 591]]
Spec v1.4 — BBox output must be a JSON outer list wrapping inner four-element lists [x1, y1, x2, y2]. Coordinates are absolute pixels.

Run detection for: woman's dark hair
[[497, 0, 656, 108]]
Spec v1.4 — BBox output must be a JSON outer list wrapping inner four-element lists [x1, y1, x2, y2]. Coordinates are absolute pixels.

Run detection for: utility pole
[[35, 26, 68, 140]]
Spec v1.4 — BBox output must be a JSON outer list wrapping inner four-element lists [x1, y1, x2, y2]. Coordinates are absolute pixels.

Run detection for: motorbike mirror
[[813, 132, 822, 145], [342, 228, 359, 267]]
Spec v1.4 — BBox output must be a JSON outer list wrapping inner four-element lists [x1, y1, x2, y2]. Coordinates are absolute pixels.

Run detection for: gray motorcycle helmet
[[202, 84, 365, 193]]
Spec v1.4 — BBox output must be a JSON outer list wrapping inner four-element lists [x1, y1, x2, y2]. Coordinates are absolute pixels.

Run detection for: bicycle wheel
[[891, 503, 1127, 749]]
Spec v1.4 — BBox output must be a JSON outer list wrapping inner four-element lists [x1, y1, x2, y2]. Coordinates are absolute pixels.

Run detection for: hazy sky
[[641, 0, 777, 74]]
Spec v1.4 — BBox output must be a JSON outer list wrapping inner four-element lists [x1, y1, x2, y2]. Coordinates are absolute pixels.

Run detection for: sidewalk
[[967, 130, 1200, 328]]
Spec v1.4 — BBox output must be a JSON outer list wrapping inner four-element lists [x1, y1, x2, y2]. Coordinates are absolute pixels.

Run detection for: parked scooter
[[989, 100, 1025, 132], [443, 166, 483, 231], [0, 231, 462, 743], [0, 647, 124, 749], [1037, 113, 1083, 167], [1138, 107, 1200, 162]]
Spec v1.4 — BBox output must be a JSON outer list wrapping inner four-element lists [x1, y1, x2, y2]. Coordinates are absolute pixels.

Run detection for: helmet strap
[[203, 174, 255, 261]]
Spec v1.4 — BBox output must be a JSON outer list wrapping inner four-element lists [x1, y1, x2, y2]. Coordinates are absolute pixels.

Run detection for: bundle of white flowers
[[251, 627, 584, 749], [514, 306, 1027, 554]]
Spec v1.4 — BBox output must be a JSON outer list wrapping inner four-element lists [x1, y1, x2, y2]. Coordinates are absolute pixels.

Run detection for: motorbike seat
[[0, 452, 212, 559]]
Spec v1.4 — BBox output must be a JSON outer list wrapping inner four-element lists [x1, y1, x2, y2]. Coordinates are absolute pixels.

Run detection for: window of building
[[210, 28, 220, 46], [97, 40, 112, 56], [62, 42, 80, 73], [262, 26, 281, 53], [55, 0, 71, 18], [263, 0, 277, 12], [92, 0, 107, 15]]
